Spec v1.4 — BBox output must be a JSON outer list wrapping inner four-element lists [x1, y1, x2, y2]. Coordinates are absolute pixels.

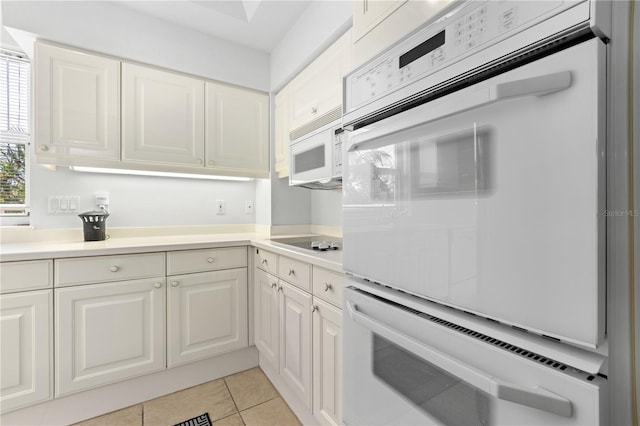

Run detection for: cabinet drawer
[[1, 260, 53, 294], [279, 256, 311, 292], [55, 253, 165, 287], [167, 246, 247, 275], [312, 267, 344, 308], [255, 248, 277, 275]]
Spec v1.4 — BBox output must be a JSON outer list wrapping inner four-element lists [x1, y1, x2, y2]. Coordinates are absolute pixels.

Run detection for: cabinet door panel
[[274, 86, 291, 178], [35, 42, 120, 160], [313, 298, 343, 425], [167, 269, 248, 367], [205, 82, 268, 173], [55, 279, 165, 396], [279, 281, 312, 409], [254, 269, 280, 369], [0, 290, 52, 413], [122, 63, 204, 166]]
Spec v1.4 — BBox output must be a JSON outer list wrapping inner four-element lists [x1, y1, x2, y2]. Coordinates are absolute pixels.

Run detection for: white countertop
[[0, 232, 343, 273]]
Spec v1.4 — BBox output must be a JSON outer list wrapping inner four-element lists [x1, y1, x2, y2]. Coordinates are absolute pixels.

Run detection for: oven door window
[[373, 334, 491, 425]]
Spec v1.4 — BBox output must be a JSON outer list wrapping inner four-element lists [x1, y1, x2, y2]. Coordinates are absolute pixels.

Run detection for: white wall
[[29, 157, 258, 229], [311, 190, 342, 227], [2, 1, 270, 91]]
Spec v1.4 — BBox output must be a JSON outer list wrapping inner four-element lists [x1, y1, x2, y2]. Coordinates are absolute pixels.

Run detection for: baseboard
[[259, 355, 319, 426], [1, 347, 259, 426]]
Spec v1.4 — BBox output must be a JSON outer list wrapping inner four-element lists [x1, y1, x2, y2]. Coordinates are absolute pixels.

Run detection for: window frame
[[1, 48, 31, 225]]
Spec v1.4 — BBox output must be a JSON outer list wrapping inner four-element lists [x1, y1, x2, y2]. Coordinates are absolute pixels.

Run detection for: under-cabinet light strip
[[69, 166, 252, 182]]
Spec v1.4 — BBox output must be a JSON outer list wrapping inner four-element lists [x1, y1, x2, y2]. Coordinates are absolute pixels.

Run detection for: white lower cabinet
[[279, 281, 313, 409], [167, 268, 247, 367], [0, 290, 53, 412], [254, 253, 343, 423], [255, 268, 280, 369], [312, 298, 343, 425], [55, 278, 166, 397]]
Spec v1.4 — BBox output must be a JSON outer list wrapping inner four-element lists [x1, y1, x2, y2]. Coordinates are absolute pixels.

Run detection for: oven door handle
[[346, 301, 573, 418], [348, 71, 572, 153]]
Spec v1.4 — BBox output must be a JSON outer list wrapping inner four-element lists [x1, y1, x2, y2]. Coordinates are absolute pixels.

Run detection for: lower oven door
[[343, 286, 607, 426]]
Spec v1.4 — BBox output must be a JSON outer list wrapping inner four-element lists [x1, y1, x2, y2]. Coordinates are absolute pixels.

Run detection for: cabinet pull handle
[[207, 257, 215, 263], [171, 281, 179, 287], [323, 282, 332, 291], [39, 144, 49, 152], [288, 268, 295, 276], [110, 265, 119, 272], [311, 304, 318, 313], [154, 282, 163, 289]]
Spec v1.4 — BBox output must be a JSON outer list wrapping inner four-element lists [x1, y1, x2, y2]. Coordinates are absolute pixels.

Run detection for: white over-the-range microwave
[[289, 119, 344, 190]]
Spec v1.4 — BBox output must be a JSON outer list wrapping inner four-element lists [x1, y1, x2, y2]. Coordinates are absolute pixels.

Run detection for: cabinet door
[[254, 268, 280, 369], [274, 85, 291, 178], [290, 30, 351, 134], [122, 63, 204, 166], [0, 290, 52, 413], [205, 82, 269, 176], [279, 280, 312, 409], [35, 42, 120, 161], [352, 0, 406, 42], [55, 278, 166, 396], [312, 298, 343, 425], [167, 269, 248, 367]]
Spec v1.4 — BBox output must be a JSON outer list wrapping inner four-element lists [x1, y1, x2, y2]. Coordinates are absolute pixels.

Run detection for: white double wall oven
[[341, 0, 610, 424]]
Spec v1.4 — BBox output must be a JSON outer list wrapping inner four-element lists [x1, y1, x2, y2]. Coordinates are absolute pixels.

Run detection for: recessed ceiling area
[[111, 0, 313, 52]]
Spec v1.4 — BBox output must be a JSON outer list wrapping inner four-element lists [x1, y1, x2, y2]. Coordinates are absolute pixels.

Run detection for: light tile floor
[[74, 367, 301, 426]]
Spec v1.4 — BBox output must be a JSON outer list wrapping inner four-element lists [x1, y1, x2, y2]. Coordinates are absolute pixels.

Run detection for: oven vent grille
[[390, 300, 574, 374]]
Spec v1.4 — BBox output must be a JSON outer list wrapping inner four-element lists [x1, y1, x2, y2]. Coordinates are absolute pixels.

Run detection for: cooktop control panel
[[345, 0, 573, 113]]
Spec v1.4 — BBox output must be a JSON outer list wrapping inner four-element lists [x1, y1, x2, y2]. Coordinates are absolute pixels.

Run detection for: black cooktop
[[269, 235, 342, 251]]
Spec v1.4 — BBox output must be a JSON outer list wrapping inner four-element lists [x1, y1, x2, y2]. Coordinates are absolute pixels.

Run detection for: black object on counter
[[78, 210, 110, 241]]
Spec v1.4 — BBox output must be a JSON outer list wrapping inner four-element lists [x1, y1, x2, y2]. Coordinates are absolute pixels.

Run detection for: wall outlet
[[245, 200, 254, 214], [216, 200, 225, 215]]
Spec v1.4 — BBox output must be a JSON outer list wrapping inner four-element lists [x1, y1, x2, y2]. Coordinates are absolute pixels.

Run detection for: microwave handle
[[346, 301, 573, 418], [348, 71, 572, 153]]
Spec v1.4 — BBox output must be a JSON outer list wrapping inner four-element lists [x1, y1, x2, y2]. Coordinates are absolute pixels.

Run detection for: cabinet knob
[[154, 282, 163, 289], [277, 285, 283, 292], [312, 107, 318, 114], [271, 282, 278, 289], [197, 158, 203, 164], [39, 144, 49, 151], [207, 257, 214, 263], [171, 281, 179, 287], [288, 268, 295, 276], [110, 265, 119, 273], [208, 160, 215, 165], [323, 282, 332, 292], [261, 258, 268, 265], [311, 304, 318, 313]]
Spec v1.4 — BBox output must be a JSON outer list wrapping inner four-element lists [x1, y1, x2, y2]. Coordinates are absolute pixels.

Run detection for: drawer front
[[167, 246, 247, 275], [55, 253, 166, 287], [312, 267, 344, 308], [255, 248, 278, 275], [1, 259, 53, 293], [279, 256, 311, 292]]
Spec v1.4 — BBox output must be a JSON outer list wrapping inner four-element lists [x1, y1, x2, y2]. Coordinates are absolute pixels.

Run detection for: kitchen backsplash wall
[[30, 153, 258, 229], [311, 190, 342, 227]]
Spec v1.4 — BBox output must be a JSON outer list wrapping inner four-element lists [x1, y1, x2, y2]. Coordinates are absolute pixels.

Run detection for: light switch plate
[[48, 196, 80, 214], [216, 200, 225, 215]]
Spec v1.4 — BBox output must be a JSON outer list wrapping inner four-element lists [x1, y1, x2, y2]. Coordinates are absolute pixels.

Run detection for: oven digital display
[[399, 30, 445, 69]]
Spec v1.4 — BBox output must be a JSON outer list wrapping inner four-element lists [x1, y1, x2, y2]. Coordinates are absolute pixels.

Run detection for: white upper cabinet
[[205, 82, 269, 175], [35, 42, 120, 161], [289, 30, 351, 137], [352, 0, 454, 68], [274, 85, 291, 178], [122, 63, 205, 167]]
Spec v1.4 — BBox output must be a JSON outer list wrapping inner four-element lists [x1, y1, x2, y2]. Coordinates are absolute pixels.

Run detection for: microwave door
[[343, 38, 605, 347], [290, 129, 332, 186]]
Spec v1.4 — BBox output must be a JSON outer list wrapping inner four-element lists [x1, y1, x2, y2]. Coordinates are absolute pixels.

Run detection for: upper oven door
[[343, 37, 606, 348]]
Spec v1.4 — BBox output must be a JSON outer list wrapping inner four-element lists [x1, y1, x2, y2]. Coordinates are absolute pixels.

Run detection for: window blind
[[0, 49, 30, 218]]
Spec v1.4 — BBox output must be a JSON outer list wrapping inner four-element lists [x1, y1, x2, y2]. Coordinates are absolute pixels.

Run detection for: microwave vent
[[290, 106, 341, 141]]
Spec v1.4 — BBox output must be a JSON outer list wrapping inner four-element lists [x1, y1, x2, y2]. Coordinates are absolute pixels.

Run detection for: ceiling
[[112, 0, 313, 52]]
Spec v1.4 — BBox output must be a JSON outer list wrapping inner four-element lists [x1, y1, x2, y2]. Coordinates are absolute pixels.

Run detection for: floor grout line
[[222, 378, 244, 425]]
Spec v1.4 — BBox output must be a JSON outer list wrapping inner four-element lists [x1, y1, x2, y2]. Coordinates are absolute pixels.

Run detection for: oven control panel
[[345, 0, 573, 113]]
